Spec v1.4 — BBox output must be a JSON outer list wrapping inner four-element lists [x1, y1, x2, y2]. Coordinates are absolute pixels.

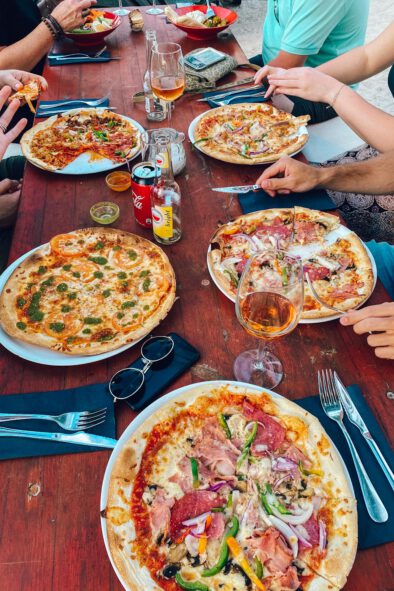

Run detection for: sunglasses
[[108, 335, 174, 401]]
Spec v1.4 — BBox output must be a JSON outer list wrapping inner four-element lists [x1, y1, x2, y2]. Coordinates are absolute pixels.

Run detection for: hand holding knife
[[334, 372, 394, 491]]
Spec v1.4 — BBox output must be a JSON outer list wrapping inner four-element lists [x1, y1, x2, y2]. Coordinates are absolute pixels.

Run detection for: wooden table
[[0, 10, 393, 591]]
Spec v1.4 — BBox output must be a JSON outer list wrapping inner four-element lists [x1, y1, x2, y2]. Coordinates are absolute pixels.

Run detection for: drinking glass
[[113, 0, 130, 16], [147, 0, 163, 15], [150, 43, 185, 122], [234, 250, 304, 389]]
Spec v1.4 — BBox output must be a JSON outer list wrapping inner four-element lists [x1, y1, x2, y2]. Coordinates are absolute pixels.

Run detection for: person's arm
[[318, 22, 394, 84], [266, 51, 306, 70], [261, 67, 394, 153], [255, 153, 394, 196], [0, 0, 95, 72]]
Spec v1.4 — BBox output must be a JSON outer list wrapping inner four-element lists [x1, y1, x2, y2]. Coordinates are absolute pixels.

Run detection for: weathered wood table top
[[0, 8, 393, 590]]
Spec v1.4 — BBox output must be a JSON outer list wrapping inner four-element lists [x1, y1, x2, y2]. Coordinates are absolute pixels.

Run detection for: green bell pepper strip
[[190, 457, 199, 489], [298, 461, 323, 476], [202, 516, 239, 577], [236, 448, 249, 470], [255, 557, 264, 580], [244, 421, 258, 448], [226, 491, 233, 508], [218, 413, 232, 439], [261, 483, 290, 515], [175, 573, 211, 591]]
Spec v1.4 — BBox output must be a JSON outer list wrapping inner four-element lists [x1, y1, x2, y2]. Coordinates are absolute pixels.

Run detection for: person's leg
[[366, 240, 394, 301]]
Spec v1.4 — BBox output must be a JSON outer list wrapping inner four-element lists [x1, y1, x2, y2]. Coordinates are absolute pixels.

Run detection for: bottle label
[[155, 152, 169, 169], [145, 96, 151, 113], [152, 206, 173, 239]]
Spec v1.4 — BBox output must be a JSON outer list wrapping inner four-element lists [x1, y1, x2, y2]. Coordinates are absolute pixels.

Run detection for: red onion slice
[[229, 233, 257, 251], [207, 481, 228, 492], [182, 511, 211, 527], [269, 515, 299, 558], [271, 503, 314, 525], [318, 519, 327, 552], [291, 524, 312, 548], [272, 457, 298, 471]]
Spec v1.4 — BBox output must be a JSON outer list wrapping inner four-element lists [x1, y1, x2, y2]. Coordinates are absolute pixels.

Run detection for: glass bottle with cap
[[143, 30, 165, 122], [151, 135, 181, 245]]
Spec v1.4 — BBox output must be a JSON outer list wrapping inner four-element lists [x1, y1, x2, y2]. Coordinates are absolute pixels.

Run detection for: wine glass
[[150, 43, 185, 122], [234, 250, 304, 389], [147, 0, 163, 15], [113, 0, 129, 16]]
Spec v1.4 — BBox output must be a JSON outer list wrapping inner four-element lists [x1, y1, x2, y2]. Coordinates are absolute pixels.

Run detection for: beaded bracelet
[[41, 15, 63, 39]]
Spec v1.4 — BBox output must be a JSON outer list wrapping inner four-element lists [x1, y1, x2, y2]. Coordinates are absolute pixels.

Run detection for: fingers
[[374, 346, 394, 360], [350, 316, 394, 335], [367, 331, 394, 347], [257, 158, 288, 183], [0, 179, 14, 194], [254, 66, 270, 85], [3, 72, 23, 91], [340, 302, 394, 326], [0, 86, 12, 111], [264, 83, 277, 99], [5, 117, 28, 144]]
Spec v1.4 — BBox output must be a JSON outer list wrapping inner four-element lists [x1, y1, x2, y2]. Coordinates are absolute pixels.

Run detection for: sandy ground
[[231, 0, 394, 114]]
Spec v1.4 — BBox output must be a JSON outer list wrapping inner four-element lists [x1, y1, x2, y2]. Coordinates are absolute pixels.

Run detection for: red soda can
[[131, 162, 160, 228]]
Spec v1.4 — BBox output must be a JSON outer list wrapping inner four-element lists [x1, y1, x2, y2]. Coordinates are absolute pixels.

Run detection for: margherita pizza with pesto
[[208, 207, 374, 319], [20, 109, 141, 171], [104, 382, 357, 591], [0, 228, 175, 355], [193, 104, 309, 165]]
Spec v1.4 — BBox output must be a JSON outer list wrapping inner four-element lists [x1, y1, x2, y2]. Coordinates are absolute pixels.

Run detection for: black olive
[[223, 414, 231, 420], [149, 484, 158, 490], [162, 564, 181, 579], [223, 560, 232, 575], [286, 482, 292, 490], [186, 437, 194, 443], [301, 479, 307, 490], [232, 564, 252, 589], [189, 554, 201, 567], [156, 532, 164, 545]]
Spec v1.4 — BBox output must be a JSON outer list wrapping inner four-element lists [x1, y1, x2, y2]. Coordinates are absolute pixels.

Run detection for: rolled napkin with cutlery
[[36, 97, 110, 117], [237, 185, 336, 214], [0, 383, 115, 460], [202, 83, 268, 107], [48, 49, 117, 66], [298, 383, 394, 549]]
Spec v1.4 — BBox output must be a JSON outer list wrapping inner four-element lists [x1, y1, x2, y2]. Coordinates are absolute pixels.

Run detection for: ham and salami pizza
[[0, 228, 175, 355], [208, 207, 374, 320], [103, 382, 357, 591], [193, 104, 310, 165], [20, 109, 141, 171]]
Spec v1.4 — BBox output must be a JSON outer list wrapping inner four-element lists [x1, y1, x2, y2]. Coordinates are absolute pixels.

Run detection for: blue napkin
[[239, 187, 336, 214], [298, 385, 394, 550], [48, 49, 112, 66], [204, 85, 268, 108], [36, 97, 110, 117], [0, 383, 115, 460]]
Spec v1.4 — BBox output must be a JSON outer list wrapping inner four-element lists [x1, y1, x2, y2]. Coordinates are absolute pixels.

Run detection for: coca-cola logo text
[[132, 191, 144, 210]]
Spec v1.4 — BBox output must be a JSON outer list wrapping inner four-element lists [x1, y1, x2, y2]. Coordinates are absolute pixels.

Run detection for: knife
[[212, 184, 260, 194], [196, 84, 265, 103], [334, 372, 394, 491], [0, 426, 117, 449], [36, 107, 117, 117], [49, 56, 120, 62]]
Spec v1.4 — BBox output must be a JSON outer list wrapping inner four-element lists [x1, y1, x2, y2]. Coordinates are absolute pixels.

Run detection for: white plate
[[188, 107, 308, 165], [100, 379, 354, 591], [0, 245, 144, 366], [206, 224, 377, 324], [26, 108, 145, 175]]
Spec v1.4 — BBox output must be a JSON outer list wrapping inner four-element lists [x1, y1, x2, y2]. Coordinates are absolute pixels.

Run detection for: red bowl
[[64, 11, 121, 47], [170, 5, 238, 40]]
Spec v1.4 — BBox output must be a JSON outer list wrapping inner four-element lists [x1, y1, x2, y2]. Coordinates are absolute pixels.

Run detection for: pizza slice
[[9, 80, 42, 114], [294, 207, 340, 246]]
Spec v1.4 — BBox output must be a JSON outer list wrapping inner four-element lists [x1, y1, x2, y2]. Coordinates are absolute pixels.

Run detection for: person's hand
[[255, 156, 321, 197], [0, 179, 22, 228], [51, 0, 97, 32], [340, 303, 394, 360], [263, 67, 344, 104], [254, 65, 287, 98], [0, 70, 48, 92], [0, 87, 28, 160]]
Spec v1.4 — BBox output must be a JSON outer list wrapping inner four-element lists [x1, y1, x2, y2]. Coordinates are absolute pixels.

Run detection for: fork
[[212, 92, 266, 106], [305, 273, 345, 314], [39, 95, 110, 110], [205, 0, 215, 19], [50, 46, 107, 60], [318, 369, 388, 523], [0, 408, 107, 431]]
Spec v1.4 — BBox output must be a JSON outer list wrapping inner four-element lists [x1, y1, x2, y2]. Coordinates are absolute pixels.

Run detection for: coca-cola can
[[131, 162, 160, 228]]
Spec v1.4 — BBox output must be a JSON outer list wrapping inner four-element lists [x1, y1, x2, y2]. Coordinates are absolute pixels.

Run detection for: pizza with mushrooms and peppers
[[104, 383, 357, 591]]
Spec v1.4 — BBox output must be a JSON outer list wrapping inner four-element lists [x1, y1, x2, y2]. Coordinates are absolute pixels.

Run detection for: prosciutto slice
[[150, 489, 175, 536], [242, 400, 285, 452], [193, 417, 239, 476], [248, 527, 293, 575]]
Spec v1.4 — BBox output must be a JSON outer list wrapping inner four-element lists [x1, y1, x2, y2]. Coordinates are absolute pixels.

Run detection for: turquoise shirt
[[263, 0, 369, 68]]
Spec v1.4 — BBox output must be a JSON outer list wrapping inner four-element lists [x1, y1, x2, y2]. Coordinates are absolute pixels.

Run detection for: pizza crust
[[0, 228, 176, 356], [104, 383, 357, 591]]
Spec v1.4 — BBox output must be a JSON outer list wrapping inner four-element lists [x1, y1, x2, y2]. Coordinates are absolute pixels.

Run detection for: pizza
[[103, 382, 357, 591], [193, 104, 310, 165], [208, 207, 374, 320], [0, 228, 176, 355], [9, 79, 41, 113], [20, 109, 141, 171]]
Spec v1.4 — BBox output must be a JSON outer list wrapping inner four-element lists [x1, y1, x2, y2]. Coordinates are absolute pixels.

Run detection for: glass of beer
[[150, 43, 185, 121], [234, 250, 304, 389]]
